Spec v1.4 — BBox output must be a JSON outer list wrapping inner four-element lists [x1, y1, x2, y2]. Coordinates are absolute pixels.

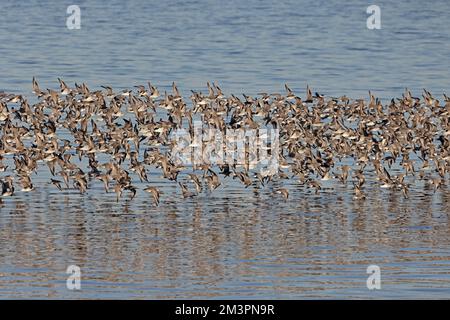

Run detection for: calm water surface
[[1, 0, 450, 299]]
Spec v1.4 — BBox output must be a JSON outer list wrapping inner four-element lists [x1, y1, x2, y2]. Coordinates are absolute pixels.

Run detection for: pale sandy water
[[1, 0, 450, 299]]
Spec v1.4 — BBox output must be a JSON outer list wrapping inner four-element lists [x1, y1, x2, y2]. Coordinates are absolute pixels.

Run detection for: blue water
[[2, 0, 450, 99], [1, 0, 450, 299]]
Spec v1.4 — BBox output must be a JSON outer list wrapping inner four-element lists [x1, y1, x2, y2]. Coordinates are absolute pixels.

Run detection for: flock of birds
[[0, 78, 449, 205]]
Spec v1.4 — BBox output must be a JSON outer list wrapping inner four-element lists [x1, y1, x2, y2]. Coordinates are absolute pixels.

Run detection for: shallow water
[[1, 0, 450, 299]]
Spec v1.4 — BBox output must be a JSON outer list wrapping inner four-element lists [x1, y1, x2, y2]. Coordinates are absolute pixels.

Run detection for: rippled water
[[1, 0, 450, 299]]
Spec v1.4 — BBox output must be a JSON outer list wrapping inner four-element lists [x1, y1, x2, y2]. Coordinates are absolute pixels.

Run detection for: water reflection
[[0, 179, 450, 298], [1, 0, 450, 299]]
